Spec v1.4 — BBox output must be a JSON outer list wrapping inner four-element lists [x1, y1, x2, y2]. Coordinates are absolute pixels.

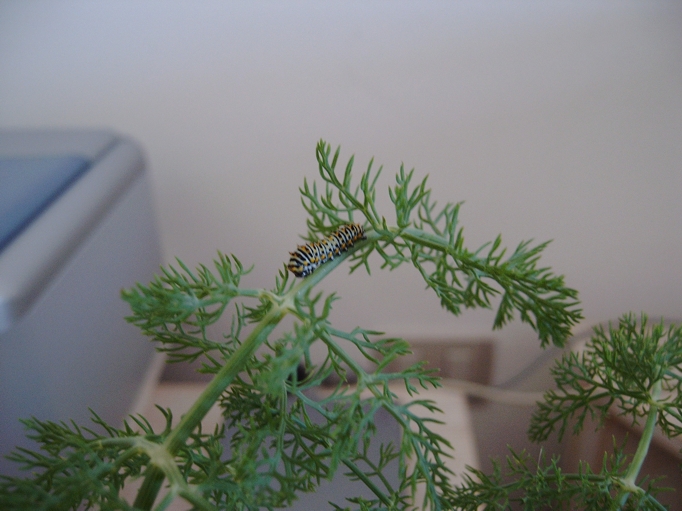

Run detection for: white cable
[[440, 379, 545, 406]]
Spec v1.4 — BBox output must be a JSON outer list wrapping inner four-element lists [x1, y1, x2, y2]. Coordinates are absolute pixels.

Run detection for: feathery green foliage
[[0, 139, 628, 511], [454, 314, 682, 510]]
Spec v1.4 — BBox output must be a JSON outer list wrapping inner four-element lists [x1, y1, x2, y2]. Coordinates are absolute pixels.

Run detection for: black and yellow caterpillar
[[287, 223, 366, 278]]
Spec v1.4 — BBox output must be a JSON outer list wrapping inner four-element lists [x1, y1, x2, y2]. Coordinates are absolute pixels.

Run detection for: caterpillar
[[287, 223, 366, 278]]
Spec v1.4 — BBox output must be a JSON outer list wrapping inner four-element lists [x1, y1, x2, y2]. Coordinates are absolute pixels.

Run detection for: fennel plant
[[454, 313, 682, 510], [1, 140, 671, 510]]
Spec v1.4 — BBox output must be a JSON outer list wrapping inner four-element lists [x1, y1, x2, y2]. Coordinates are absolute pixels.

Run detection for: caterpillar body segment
[[287, 224, 366, 278]]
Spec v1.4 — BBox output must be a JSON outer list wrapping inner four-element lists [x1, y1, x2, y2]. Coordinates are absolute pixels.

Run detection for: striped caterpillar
[[287, 223, 366, 278]]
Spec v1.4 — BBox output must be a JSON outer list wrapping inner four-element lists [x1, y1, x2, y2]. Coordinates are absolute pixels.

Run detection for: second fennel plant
[[0, 140, 581, 510], [452, 313, 682, 510]]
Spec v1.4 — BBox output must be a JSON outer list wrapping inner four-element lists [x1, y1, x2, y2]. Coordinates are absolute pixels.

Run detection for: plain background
[[1, 0, 681, 383]]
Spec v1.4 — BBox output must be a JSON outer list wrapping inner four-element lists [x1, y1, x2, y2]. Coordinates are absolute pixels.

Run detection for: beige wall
[[1, 1, 681, 382]]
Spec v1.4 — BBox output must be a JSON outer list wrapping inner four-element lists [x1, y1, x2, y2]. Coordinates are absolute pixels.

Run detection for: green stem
[[134, 305, 287, 509], [134, 238, 367, 509], [341, 458, 393, 508], [399, 227, 453, 252], [617, 380, 662, 508]]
